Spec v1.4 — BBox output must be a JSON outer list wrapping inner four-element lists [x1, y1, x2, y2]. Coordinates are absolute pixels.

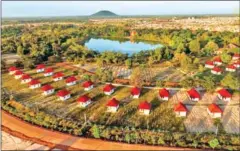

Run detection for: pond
[[84, 38, 163, 55]]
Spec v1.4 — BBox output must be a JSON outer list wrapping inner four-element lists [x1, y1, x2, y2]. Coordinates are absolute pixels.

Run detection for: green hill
[[91, 10, 118, 17]]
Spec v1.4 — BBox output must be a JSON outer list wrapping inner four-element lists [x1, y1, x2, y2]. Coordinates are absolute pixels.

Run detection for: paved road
[[2, 111, 197, 150]]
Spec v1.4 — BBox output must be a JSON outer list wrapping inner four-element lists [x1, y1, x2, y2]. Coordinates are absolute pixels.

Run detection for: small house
[[14, 70, 24, 79], [211, 67, 222, 75], [232, 53, 240, 60], [106, 98, 119, 113], [207, 103, 223, 118], [131, 87, 141, 98], [103, 84, 115, 95], [8, 66, 18, 75], [187, 88, 201, 101], [41, 84, 54, 95], [82, 81, 94, 91], [57, 89, 71, 101], [36, 64, 45, 73], [234, 61, 240, 68], [29, 79, 41, 89], [205, 61, 214, 69], [138, 101, 151, 115], [44, 68, 53, 77], [226, 64, 236, 72], [66, 76, 77, 86], [217, 89, 231, 102], [21, 74, 32, 84], [174, 102, 188, 117], [77, 95, 91, 108], [53, 72, 64, 81], [213, 57, 222, 66], [159, 88, 170, 101]]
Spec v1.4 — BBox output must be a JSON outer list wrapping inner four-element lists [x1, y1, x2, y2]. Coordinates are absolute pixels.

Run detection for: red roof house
[[211, 67, 222, 75], [77, 95, 91, 107], [138, 101, 151, 115], [53, 72, 64, 81], [174, 102, 188, 117], [66, 76, 77, 86], [29, 79, 41, 89], [207, 103, 223, 118], [14, 70, 24, 79], [205, 61, 214, 69], [159, 88, 170, 101], [187, 88, 201, 101], [36, 64, 45, 72], [217, 89, 231, 102], [106, 98, 119, 112], [57, 89, 71, 101], [213, 57, 222, 65], [41, 84, 54, 95], [8, 66, 18, 75], [232, 53, 240, 60], [82, 81, 94, 91], [131, 87, 141, 98], [21, 74, 32, 84], [44, 68, 54, 76], [226, 64, 236, 72], [103, 84, 115, 95], [234, 60, 240, 68]]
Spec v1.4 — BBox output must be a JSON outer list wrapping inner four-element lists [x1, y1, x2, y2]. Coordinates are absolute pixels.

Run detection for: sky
[[2, 1, 239, 17]]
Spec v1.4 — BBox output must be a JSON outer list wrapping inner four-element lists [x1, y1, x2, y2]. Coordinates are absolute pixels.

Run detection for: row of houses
[[205, 54, 240, 75], [8, 64, 232, 118]]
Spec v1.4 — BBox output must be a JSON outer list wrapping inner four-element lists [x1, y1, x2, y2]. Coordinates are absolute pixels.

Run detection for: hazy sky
[[2, 1, 239, 17]]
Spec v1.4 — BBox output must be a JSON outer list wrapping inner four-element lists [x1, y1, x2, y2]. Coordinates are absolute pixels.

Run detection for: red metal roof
[[205, 61, 214, 65], [66, 76, 77, 83], [14, 70, 23, 75], [131, 87, 140, 95], [103, 84, 114, 92], [208, 103, 223, 113], [212, 67, 222, 72], [174, 102, 188, 112], [187, 88, 201, 99], [44, 68, 53, 73], [41, 84, 53, 91], [57, 89, 70, 97], [138, 101, 151, 110], [82, 81, 94, 88], [21, 74, 31, 80], [213, 56, 222, 62], [29, 79, 40, 85], [53, 72, 64, 78], [226, 64, 236, 69], [8, 66, 18, 72], [77, 95, 91, 103], [36, 64, 45, 69], [106, 98, 119, 107], [159, 88, 170, 97], [218, 89, 231, 98]]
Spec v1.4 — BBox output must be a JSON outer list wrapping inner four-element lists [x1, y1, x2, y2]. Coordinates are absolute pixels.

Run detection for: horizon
[[2, 1, 239, 18]]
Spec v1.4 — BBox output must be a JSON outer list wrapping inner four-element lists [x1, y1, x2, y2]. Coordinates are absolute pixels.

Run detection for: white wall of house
[[30, 84, 41, 89], [84, 85, 93, 91], [67, 81, 76, 86], [37, 68, 44, 73], [234, 64, 240, 68], [214, 62, 222, 66], [15, 75, 22, 79], [205, 64, 214, 69], [218, 94, 231, 102], [43, 89, 54, 95], [79, 100, 91, 108], [9, 71, 16, 75], [53, 77, 63, 81], [226, 68, 235, 72], [211, 70, 221, 75], [59, 94, 71, 101], [139, 109, 150, 115], [21, 79, 31, 84], [207, 108, 222, 118], [132, 94, 140, 98], [160, 96, 169, 101], [44, 72, 53, 77], [104, 89, 114, 95], [107, 105, 119, 113], [233, 57, 239, 60], [175, 111, 187, 117], [188, 96, 199, 101]]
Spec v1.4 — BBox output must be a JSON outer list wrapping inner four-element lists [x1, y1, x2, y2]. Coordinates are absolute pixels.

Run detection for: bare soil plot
[[2, 53, 21, 65]]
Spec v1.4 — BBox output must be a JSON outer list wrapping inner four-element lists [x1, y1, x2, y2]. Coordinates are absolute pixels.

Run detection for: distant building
[[187, 88, 201, 101], [213, 57, 222, 66], [205, 61, 214, 69], [21, 74, 32, 84], [41, 84, 54, 95], [106, 98, 119, 113], [82, 81, 94, 91], [103, 84, 115, 95], [44, 68, 54, 77], [29, 79, 41, 89], [138, 101, 151, 115], [14, 70, 24, 79], [57, 89, 71, 101], [36, 64, 45, 73], [53, 72, 64, 81], [65, 76, 77, 86], [211, 67, 222, 75], [78, 95, 91, 108], [159, 88, 170, 101], [207, 103, 223, 118], [174, 102, 188, 117], [217, 89, 231, 102], [226, 64, 236, 72], [131, 87, 141, 98]]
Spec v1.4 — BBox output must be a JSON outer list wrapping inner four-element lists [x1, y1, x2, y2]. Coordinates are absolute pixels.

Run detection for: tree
[[189, 40, 201, 54], [156, 80, 165, 87], [91, 124, 100, 138], [147, 56, 154, 67], [124, 133, 131, 144], [200, 76, 216, 92], [125, 59, 132, 69], [204, 41, 219, 54], [220, 52, 232, 63], [180, 77, 196, 88], [208, 138, 219, 150], [221, 73, 239, 90], [130, 67, 144, 87]]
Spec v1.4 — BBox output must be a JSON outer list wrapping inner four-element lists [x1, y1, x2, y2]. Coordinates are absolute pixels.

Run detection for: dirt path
[[2, 110, 198, 150]]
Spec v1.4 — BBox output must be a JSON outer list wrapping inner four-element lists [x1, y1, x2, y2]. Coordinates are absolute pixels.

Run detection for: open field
[[2, 64, 240, 133]]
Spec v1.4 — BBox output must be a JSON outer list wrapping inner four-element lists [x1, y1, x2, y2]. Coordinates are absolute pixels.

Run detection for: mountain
[[91, 10, 118, 17]]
